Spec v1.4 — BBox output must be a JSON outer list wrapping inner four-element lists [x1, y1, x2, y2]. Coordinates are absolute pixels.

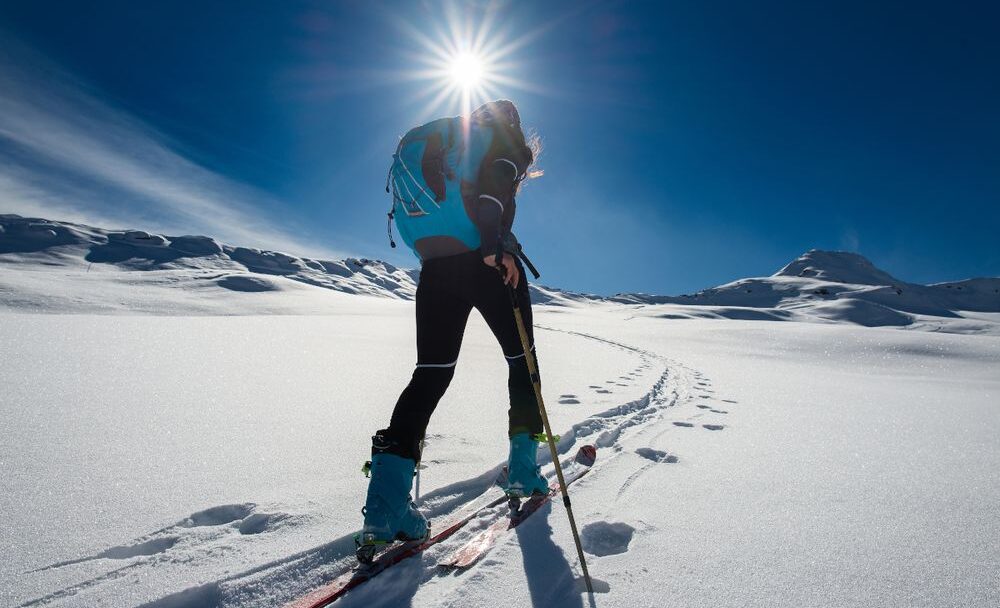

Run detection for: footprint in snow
[[596, 389, 612, 394], [721, 399, 738, 404], [182, 503, 256, 527], [182, 503, 290, 534], [581, 521, 636, 557], [703, 424, 725, 431], [635, 447, 678, 464], [559, 394, 581, 404], [237, 512, 289, 535], [696, 404, 711, 410], [709, 409, 728, 414], [672, 421, 694, 428]]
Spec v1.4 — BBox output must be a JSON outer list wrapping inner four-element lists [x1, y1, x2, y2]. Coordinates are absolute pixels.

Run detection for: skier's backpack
[[385, 115, 496, 260]]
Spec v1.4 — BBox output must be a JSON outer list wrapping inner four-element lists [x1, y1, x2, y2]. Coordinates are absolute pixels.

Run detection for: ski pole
[[506, 283, 595, 594]]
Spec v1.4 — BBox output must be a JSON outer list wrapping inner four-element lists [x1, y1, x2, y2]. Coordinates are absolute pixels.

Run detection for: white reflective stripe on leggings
[[504, 344, 535, 360], [415, 360, 458, 369]]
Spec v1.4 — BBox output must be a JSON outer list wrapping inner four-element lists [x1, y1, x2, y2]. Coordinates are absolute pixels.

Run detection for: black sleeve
[[474, 148, 524, 259]]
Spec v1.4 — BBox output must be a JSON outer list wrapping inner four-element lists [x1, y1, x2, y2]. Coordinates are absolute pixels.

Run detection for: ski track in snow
[[20, 325, 739, 608]]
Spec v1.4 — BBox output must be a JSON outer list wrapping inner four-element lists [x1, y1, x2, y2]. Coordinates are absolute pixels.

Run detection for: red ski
[[438, 444, 597, 570], [286, 445, 595, 607], [285, 487, 509, 608]]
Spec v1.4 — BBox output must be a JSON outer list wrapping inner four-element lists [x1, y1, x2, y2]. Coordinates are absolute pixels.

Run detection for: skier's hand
[[483, 253, 520, 288]]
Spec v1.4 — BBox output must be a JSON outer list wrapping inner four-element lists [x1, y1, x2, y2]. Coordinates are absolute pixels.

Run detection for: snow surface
[[2, 216, 999, 607]]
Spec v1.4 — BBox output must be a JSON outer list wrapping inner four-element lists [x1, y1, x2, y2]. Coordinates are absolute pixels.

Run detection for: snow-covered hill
[[0, 214, 588, 313], [612, 249, 1000, 334], [0, 214, 419, 313], [1, 215, 997, 333]]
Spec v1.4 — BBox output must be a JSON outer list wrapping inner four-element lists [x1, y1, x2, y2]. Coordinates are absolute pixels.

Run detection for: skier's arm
[[474, 155, 521, 261]]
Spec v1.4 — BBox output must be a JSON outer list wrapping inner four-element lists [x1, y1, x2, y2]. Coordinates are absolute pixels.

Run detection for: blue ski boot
[[504, 432, 550, 499], [357, 441, 428, 563]]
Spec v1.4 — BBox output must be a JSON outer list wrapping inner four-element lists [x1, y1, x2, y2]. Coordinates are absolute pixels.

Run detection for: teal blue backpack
[[385, 116, 495, 260]]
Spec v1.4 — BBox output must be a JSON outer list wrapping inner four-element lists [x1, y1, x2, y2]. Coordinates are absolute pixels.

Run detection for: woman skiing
[[358, 99, 545, 556]]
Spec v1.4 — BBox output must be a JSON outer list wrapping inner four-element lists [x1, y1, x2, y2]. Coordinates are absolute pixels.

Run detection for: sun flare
[[449, 53, 485, 91], [388, 6, 538, 117]]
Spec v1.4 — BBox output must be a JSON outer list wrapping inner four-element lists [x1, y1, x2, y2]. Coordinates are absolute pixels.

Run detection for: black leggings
[[383, 251, 542, 461]]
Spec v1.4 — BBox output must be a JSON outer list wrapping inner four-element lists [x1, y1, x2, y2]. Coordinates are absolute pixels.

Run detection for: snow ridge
[[0, 215, 418, 314], [611, 249, 1000, 334], [2, 215, 997, 332], [0, 214, 581, 312]]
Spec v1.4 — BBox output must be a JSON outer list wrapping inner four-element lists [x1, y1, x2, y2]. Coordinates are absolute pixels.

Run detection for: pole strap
[[515, 246, 541, 279]]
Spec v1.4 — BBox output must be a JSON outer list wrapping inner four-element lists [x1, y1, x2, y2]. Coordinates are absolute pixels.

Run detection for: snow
[[0, 215, 422, 313], [579, 522, 635, 557], [2, 216, 999, 607], [773, 249, 902, 285], [609, 249, 1000, 335], [5, 216, 997, 334]]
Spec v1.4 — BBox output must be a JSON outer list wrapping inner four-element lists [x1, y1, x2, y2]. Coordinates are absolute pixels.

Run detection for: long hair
[[470, 100, 543, 183]]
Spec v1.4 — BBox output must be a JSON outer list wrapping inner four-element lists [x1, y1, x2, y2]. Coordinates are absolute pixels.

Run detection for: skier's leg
[[472, 261, 542, 438], [361, 266, 471, 550], [471, 261, 548, 497], [383, 268, 472, 461]]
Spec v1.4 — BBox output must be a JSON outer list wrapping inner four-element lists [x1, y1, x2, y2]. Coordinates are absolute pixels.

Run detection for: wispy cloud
[[839, 227, 860, 252], [0, 42, 345, 260], [0, 170, 145, 230]]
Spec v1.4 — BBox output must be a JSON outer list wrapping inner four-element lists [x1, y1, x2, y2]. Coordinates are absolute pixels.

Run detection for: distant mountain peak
[[773, 249, 901, 286]]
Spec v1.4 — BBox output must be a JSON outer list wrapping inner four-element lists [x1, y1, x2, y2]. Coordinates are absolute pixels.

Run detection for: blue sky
[[1, 0, 997, 295]]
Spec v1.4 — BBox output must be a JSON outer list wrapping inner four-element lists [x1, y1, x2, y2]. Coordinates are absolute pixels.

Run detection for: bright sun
[[449, 53, 484, 90], [395, 7, 534, 116]]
